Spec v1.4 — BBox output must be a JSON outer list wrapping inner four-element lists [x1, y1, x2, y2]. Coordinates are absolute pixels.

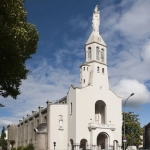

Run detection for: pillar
[[38, 106, 44, 124], [18, 120, 22, 146], [32, 110, 37, 144], [27, 114, 31, 144], [22, 117, 26, 146], [46, 100, 52, 150]]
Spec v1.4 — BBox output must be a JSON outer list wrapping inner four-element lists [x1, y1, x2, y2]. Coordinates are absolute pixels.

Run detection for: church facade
[[7, 6, 122, 150]]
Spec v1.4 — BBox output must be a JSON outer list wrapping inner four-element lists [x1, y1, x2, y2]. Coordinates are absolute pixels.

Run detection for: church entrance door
[[80, 139, 87, 150], [97, 133, 108, 149]]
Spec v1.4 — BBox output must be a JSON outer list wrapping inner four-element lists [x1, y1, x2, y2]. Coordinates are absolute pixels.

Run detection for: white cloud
[[141, 40, 150, 63], [115, 0, 150, 41], [108, 48, 150, 84], [0, 117, 19, 128], [0, 58, 79, 123], [99, 0, 150, 108], [69, 15, 89, 29], [112, 79, 150, 107], [54, 49, 69, 64]]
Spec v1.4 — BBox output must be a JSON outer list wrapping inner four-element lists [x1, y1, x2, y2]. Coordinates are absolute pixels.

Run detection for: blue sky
[[0, 0, 150, 130]]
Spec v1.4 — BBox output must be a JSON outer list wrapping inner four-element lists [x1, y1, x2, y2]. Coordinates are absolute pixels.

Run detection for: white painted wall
[[66, 5, 122, 148], [80, 65, 90, 87], [49, 105, 68, 150], [66, 84, 122, 148], [67, 86, 77, 143]]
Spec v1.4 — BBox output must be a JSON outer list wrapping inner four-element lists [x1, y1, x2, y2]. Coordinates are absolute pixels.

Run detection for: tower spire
[[86, 5, 106, 46], [80, 5, 109, 89]]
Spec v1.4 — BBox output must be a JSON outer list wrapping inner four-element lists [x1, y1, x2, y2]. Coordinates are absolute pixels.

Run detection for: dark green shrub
[[17, 146, 26, 150], [25, 144, 34, 150], [17, 144, 34, 150]]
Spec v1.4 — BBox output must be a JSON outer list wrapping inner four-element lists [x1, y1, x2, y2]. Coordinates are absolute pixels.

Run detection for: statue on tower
[[92, 5, 100, 32], [94, 5, 99, 13]]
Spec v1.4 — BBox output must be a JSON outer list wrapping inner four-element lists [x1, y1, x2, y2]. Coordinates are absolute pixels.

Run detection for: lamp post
[[123, 93, 134, 150]]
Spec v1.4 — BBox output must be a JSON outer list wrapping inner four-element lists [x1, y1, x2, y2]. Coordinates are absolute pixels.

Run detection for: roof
[[144, 122, 150, 128], [86, 31, 106, 47]]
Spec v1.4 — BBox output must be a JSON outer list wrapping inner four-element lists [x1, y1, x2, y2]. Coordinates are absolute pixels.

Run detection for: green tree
[[0, 0, 39, 99], [0, 126, 7, 150], [122, 112, 143, 148]]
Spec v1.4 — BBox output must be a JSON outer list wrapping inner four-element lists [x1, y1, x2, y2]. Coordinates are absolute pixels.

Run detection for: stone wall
[[7, 125, 18, 150], [7, 105, 48, 149]]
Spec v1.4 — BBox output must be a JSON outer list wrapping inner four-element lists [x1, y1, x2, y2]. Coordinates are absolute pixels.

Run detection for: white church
[[7, 5, 122, 150]]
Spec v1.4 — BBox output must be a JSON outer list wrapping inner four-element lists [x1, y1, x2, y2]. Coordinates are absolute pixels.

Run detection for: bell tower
[[80, 5, 109, 89]]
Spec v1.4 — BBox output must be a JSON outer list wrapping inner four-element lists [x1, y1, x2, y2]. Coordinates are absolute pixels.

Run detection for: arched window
[[101, 49, 104, 62], [44, 116, 47, 123], [102, 68, 104, 74], [95, 100, 106, 124], [97, 67, 99, 72], [88, 47, 91, 59], [70, 103, 72, 115], [83, 79, 85, 83], [58, 115, 63, 129], [80, 139, 88, 149], [96, 47, 100, 60]]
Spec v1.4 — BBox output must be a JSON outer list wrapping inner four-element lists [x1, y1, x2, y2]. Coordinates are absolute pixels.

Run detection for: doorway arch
[[80, 139, 87, 150], [70, 139, 74, 150], [113, 140, 119, 150], [97, 132, 108, 149]]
